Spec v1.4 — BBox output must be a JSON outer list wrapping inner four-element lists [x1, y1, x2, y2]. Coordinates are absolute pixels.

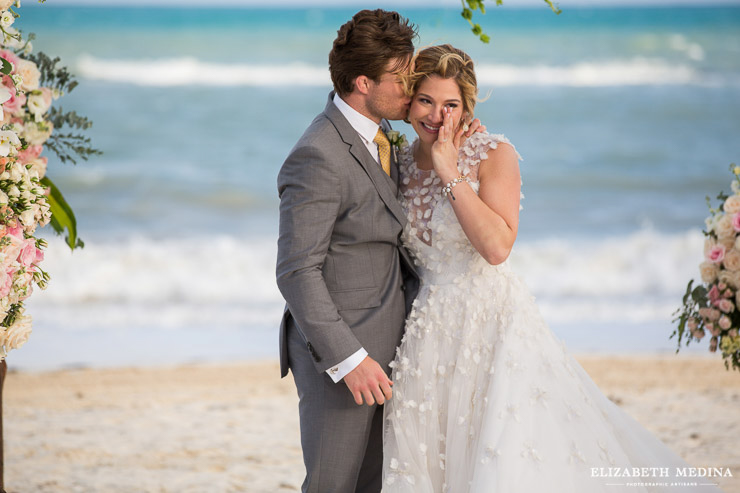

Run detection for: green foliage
[[45, 106, 102, 165], [41, 176, 83, 250], [24, 54, 102, 166], [0, 57, 11, 75], [27, 51, 78, 94], [461, 0, 561, 44]]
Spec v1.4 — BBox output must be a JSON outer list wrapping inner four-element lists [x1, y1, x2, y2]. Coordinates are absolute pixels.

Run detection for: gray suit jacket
[[276, 93, 419, 378]]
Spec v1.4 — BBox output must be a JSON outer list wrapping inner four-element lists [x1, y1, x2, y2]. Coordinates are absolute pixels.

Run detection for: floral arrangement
[[673, 165, 740, 371], [387, 130, 408, 151], [0, 0, 98, 359]]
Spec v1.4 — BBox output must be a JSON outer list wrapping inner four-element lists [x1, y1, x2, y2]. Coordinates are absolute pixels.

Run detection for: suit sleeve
[[276, 142, 363, 374]]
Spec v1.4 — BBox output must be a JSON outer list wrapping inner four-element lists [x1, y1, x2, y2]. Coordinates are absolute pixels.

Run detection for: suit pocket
[[329, 287, 381, 311]]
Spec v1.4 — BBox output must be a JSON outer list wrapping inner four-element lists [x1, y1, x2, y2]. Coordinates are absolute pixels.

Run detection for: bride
[[382, 44, 722, 492]]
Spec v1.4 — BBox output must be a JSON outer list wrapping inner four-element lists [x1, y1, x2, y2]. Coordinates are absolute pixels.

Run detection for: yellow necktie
[[373, 128, 391, 176]]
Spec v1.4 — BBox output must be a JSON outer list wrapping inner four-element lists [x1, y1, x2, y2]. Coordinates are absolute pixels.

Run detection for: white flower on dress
[[568, 441, 586, 464]]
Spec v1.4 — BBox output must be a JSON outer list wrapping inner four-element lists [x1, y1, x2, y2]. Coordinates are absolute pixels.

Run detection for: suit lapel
[[324, 95, 406, 228]]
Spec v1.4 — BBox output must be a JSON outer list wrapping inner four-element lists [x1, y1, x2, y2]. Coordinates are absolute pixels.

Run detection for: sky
[[25, 0, 740, 6]]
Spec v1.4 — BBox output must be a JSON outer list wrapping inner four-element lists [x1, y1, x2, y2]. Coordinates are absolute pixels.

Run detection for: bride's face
[[408, 75, 464, 146]]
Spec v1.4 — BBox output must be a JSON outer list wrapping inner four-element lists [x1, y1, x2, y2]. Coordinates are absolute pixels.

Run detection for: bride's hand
[[431, 107, 465, 183]]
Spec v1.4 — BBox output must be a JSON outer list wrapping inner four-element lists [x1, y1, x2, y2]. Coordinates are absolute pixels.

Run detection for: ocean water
[[7, 5, 740, 369]]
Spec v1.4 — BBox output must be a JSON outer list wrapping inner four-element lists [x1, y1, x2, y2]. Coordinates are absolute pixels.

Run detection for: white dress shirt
[[324, 93, 386, 383]]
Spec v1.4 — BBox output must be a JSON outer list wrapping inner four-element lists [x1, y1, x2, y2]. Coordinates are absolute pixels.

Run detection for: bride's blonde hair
[[404, 44, 479, 121]]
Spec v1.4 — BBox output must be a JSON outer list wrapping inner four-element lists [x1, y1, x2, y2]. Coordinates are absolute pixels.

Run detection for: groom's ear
[[354, 75, 371, 95]]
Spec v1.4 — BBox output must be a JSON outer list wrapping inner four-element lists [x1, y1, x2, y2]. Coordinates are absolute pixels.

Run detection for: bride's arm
[[432, 110, 521, 265], [448, 144, 520, 265]]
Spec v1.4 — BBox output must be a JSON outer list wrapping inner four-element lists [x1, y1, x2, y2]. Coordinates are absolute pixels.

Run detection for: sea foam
[[25, 228, 705, 332], [76, 55, 733, 88]]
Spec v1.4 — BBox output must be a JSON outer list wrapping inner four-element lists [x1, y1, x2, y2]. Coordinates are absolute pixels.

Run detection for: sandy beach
[[3, 354, 739, 493]]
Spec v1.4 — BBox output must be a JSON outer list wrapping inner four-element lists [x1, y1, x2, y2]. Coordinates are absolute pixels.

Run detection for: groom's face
[[365, 58, 412, 122]]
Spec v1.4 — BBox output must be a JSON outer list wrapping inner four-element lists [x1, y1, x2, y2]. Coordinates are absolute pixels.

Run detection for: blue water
[[7, 5, 740, 369]]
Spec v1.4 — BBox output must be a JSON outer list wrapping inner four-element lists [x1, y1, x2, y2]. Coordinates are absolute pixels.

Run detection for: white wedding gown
[[382, 133, 722, 492]]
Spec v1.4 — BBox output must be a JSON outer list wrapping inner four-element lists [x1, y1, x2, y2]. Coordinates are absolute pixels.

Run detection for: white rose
[[27, 157, 47, 180], [18, 207, 34, 227], [0, 129, 20, 157], [1, 25, 20, 50], [0, 190, 7, 205], [4, 314, 31, 352], [26, 92, 51, 120], [9, 161, 24, 182], [719, 269, 736, 288], [715, 213, 735, 240], [705, 213, 720, 233], [22, 121, 52, 146], [0, 11, 13, 29], [725, 195, 740, 214], [704, 238, 715, 256], [720, 234, 736, 252], [7, 184, 18, 198], [700, 261, 719, 284], [15, 59, 40, 92], [0, 1, 14, 10], [724, 248, 740, 271]]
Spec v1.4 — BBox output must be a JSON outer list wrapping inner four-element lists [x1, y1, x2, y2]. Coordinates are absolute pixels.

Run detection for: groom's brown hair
[[329, 9, 417, 97]]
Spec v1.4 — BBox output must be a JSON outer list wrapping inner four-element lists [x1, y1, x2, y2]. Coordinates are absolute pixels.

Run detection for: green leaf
[[480, 33, 491, 43], [0, 57, 11, 76], [461, 8, 473, 20], [40, 176, 84, 250], [472, 24, 482, 35]]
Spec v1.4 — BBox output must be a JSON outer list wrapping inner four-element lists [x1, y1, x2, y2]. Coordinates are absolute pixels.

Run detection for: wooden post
[[0, 359, 6, 493]]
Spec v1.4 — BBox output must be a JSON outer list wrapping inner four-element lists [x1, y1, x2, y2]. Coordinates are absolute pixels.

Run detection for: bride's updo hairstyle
[[404, 44, 479, 121]]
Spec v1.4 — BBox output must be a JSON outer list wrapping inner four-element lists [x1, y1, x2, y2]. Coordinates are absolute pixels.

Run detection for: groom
[[276, 9, 420, 493]]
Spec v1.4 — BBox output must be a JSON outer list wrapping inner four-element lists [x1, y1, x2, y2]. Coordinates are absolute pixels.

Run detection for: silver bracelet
[[442, 176, 469, 201]]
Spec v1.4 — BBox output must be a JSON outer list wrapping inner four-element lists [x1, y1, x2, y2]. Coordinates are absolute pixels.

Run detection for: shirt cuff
[[326, 348, 368, 383]]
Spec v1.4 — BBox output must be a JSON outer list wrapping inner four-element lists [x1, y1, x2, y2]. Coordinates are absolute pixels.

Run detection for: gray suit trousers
[[287, 318, 384, 493]]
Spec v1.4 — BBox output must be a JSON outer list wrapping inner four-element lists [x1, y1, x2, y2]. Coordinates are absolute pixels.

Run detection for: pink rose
[[6, 223, 23, 239], [707, 245, 726, 264], [699, 307, 715, 322], [1, 76, 24, 114], [17, 144, 42, 165], [719, 315, 732, 330], [0, 268, 13, 299], [708, 285, 721, 305], [692, 328, 705, 340], [718, 298, 735, 313], [724, 288, 734, 298], [687, 317, 699, 331], [18, 239, 42, 270], [0, 50, 19, 71]]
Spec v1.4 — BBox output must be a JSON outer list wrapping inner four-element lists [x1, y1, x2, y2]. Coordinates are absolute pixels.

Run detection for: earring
[[462, 122, 469, 132]]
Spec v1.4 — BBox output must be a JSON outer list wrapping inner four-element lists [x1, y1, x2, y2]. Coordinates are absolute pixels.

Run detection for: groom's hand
[[343, 356, 393, 406]]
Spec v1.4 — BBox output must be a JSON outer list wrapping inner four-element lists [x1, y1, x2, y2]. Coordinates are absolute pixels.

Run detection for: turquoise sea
[[7, 5, 740, 369]]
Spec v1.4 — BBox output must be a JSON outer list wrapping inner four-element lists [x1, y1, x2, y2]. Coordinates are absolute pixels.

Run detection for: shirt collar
[[332, 93, 381, 145]]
